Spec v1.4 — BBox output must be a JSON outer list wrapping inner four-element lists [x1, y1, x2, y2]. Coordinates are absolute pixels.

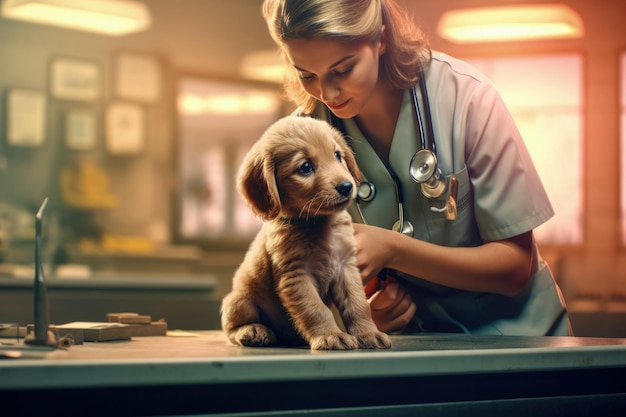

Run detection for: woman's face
[[284, 36, 384, 119]]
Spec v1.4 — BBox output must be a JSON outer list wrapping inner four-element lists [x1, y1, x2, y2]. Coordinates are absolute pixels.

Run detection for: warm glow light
[[178, 92, 280, 115], [1, 0, 151, 36], [437, 4, 584, 43], [239, 49, 288, 84], [240, 64, 287, 84]]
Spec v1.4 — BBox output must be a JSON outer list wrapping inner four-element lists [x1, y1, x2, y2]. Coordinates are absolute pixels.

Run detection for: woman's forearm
[[384, 229, 534, 296]]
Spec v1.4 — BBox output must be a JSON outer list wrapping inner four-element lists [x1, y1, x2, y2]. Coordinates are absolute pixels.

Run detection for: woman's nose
[[319, 79, 339, 101]]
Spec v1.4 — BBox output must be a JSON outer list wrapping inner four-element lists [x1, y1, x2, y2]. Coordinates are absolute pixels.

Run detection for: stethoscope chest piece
[[409, 149, 437, 182], [409, 149, 446, 198], [357, 181, 375, 202]]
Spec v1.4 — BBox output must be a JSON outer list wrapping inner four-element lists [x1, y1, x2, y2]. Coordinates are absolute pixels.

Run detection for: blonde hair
[[262, 0, 431, 113]]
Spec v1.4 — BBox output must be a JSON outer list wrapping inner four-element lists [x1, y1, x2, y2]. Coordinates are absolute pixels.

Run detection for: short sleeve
[[462, 76, 554, 241]]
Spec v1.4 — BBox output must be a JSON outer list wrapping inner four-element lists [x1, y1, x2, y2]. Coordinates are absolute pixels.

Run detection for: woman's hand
[[353, 223, 394, 281], [364, 275, 416, 334], [354, 223, 416, 333]]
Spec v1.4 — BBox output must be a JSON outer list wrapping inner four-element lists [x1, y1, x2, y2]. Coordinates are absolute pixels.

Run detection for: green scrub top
[[310, 51, 570, 336]]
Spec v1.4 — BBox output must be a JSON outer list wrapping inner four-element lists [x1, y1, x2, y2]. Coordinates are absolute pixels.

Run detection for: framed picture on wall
[[114, 52, 162, 103], [50, 57, 102, 102], [65, 109, 97, 150], [105, 102, 145, 155], [6, 88, 47, 147]]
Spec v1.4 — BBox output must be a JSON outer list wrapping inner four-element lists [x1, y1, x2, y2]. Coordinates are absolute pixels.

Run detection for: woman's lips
[[326, 99, 350, 111]]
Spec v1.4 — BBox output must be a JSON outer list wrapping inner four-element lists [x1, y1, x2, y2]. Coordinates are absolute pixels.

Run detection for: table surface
[[2, 331, 626, 390]]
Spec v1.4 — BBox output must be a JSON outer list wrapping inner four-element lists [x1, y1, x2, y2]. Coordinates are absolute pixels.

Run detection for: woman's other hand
[[364, 275, 416, 334]]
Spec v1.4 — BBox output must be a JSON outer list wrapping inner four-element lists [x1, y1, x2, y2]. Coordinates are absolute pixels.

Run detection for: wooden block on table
[[129, 321, 168, 337], [107, 312, 152, 324], [56, 322, 132, 342], [0, 324, 27, 339]]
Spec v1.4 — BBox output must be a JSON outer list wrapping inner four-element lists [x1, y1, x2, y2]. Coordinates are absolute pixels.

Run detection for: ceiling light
[[437, 4, 584, 44], [1, 0, 151, 36], [178, 92, 280, 116]]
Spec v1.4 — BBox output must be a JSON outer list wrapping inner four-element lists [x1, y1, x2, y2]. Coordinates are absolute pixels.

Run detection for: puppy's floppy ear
[[237, 144, 281, 221], [332, 129, 362, 186]]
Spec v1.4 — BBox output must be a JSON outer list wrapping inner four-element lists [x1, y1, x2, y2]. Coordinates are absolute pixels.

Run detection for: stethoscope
[[330, 72, 458, 237]]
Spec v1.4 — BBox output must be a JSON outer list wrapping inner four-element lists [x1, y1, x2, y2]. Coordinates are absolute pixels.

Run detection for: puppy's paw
[[234, 324, 277, 347], [356, 331, 393, 349], [310, 333, 359, 350]]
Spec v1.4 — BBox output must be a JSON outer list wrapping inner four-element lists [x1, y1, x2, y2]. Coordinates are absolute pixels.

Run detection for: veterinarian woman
[[261, 0, 571, 336]]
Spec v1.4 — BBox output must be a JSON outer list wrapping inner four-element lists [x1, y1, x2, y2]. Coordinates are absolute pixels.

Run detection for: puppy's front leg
[[221, 291, 277, 347], [277, 273, 359, 350], [335, 264, 392, 349]]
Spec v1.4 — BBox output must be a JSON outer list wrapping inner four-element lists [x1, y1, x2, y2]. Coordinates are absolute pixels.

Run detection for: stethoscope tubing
[[330, 70, 454, 232], [414, 72, 437, 156]]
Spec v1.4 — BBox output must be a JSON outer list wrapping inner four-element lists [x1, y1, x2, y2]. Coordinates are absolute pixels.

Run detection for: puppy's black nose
[[336, 181, 353, 197]]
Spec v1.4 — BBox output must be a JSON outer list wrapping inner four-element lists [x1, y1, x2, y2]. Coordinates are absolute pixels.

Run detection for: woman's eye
[[333, 66, 353, 77], [298, 72, 316, 81], [298, 161, 314, 175], [334, 151, 342, 162]]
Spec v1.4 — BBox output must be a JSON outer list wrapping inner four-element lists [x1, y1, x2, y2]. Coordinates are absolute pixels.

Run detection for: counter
[[1, 331, 625, 416], [0, 275, 219, 330]]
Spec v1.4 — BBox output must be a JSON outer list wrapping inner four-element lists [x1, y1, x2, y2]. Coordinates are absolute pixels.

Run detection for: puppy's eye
[[334, 151, 342, 162], [298, 161, 314, 175]]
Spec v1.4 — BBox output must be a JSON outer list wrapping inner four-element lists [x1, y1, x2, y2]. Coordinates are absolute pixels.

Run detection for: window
[[464, 54, 584, 244], [621, 52, 626, 244], [175, 76, 281, 245]]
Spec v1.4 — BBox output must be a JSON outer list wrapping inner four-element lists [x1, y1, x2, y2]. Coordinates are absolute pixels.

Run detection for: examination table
[[1, 331, 625, 416]]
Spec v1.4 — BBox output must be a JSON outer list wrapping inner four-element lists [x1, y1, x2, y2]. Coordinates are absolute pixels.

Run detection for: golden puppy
[[221, 116, 392, 350]]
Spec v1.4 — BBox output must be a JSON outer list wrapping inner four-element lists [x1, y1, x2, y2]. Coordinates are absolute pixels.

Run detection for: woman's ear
[[237, 145, 281, 221], [378, 24, 387, 56]]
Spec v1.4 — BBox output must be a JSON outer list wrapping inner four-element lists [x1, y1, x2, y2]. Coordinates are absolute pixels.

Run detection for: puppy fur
[[220, 116, 392, 350]]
